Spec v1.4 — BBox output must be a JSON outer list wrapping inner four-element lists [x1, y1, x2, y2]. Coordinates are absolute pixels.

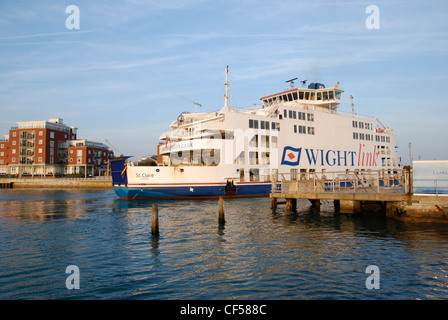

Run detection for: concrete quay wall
[[0, 178, 112, 189]]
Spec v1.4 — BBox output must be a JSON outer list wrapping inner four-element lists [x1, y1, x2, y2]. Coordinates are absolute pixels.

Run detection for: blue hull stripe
[[114, 183, 274, 200]]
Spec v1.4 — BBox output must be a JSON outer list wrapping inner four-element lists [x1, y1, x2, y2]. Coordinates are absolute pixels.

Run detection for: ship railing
[[279, 169, 409, 194]]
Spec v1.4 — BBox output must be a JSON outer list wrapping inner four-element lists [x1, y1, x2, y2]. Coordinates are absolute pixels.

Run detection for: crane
[[180, 96, 202, 113], [105, 138, 123, 157], [376, 118, 389, 131]]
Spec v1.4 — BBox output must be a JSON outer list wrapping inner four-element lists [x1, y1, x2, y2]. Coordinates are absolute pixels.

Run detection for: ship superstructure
[[111, 67, 399, 199]]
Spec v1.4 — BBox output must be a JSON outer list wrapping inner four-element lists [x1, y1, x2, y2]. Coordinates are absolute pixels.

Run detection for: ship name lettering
[[136, 173, 155, 178]]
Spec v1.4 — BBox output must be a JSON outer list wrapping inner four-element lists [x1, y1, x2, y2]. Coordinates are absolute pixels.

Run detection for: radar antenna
[[285, 77, 298, 89]]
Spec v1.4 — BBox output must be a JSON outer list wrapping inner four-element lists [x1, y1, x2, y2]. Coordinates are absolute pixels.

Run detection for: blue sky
[[0, 0, 447, 164]]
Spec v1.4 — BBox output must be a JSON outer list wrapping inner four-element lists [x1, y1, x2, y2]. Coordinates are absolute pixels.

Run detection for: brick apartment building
[[0, 118, 113, 177]]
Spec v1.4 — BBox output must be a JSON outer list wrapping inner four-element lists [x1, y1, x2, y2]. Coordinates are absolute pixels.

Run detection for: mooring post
[[271, 198, 278, 210], [286, 199, 292, 212], [218, 197, 225, 224], [151, 204, 159, 235]]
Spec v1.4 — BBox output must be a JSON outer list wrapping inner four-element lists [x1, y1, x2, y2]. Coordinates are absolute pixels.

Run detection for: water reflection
[[1, 190, 448, 299]]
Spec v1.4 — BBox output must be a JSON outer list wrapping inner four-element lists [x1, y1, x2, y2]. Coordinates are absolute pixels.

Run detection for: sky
[[0, 0, 447, 164]]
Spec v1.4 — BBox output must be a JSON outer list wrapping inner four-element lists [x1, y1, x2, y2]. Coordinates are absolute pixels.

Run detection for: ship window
[[249, 135, 258, 147], [299, 125, 306, 134], [335, 91, 341, 99], [293, 92, 298, 100], [284, 110, 287, 118], [261, 135, 270, 148], [271, 136, 278, 148], [294, 125, 297, 133], [304, 92, 310, 100], [310, 92, 315, 100], [360, 122, 364, 129], [254, 120, 258, 129], [299, 91, 304, 100], [289, 110, 293, 118], [308, 127, 315, 135], [283, 94, 288, 101], [317, 92, 322, 100], [329, 91, 334, 99], [261, 152, 270, 165], [352, 120, 358, 128], [249, 152, 258, 165], [323, 91, 328, 101], [234, 151, 245, 164], [249, 119, 254, 128], [288, 93, 293, 101], [307, 113, 314, 122], [292, 111, 297, 119], [261, 121, 265, 130]]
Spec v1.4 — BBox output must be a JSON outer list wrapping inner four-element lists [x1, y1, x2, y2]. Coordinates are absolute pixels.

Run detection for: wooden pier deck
[[270, 169, 448, 223]]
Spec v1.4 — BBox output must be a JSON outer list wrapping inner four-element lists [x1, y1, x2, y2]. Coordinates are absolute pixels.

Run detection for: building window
[[12, 132, 16, 137], [39, 139, 43, 145], [12, 141, 16, 145], [38, 157, 42, 162], [12, 149, 16, 154], [50, 132, 54, 139], [39, 131, 43, 136]]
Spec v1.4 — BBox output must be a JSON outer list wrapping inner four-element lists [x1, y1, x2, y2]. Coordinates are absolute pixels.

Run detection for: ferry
[[111, 67, 400, 200]]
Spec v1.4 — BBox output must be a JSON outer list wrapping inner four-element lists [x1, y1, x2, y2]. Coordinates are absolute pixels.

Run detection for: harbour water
[[1, 188, 448, 300]]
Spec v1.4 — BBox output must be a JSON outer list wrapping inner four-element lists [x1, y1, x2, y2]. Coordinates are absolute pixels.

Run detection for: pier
[[0, 177, 112, 189], [270, 169, 448, 223]]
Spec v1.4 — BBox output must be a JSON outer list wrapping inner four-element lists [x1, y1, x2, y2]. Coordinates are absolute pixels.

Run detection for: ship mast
[[223, 65, 230, 112]]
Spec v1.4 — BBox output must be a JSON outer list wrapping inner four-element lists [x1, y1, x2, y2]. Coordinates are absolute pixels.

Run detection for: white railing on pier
[[275, 169, 409, 194]]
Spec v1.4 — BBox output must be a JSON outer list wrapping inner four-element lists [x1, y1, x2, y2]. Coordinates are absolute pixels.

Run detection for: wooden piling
[[271, 198, 277, 210], [218, 197, 225, 224], [151, 204, 159, 235]]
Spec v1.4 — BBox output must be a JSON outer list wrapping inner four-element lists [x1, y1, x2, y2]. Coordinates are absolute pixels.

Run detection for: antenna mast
[[223, 65, 230, 111], [350, 95, 354, 116]]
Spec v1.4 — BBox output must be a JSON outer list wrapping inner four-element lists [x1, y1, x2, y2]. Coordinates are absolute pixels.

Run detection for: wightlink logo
[[281, 144, 379, 167]]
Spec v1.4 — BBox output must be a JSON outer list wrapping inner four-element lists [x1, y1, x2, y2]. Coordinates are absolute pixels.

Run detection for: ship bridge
[[260, 82, 344, 111]]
